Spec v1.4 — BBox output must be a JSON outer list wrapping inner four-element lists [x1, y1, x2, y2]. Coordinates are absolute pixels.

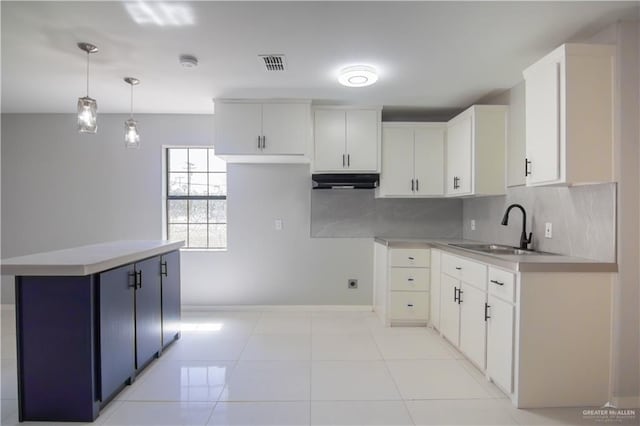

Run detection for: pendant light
[[124, 77, 140, 149], [77, 42, 99, 133]]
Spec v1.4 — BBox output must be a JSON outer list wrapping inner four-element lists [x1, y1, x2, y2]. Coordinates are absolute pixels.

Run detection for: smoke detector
[[179, 54, 198, 68], [259, 54, 286, 71]]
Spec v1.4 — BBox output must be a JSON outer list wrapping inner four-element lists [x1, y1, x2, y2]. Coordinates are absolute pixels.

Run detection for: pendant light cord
[[86, 51, 90, 97], [130, 83, 134, 119]]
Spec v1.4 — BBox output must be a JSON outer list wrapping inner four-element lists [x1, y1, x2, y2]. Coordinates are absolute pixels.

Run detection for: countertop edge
[[1, 241, 184, 276], [374, 238, 618, 273]]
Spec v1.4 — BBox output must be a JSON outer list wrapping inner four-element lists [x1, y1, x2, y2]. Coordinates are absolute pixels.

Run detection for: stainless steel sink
[[448, 243, 554, 256]]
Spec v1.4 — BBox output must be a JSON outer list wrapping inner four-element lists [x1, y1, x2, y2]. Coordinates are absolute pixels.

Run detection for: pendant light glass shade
[[124, 118, 140, 148], [77, 42, 98, 134], [124, 77, 140, 149], [77, 96, 97, 133]]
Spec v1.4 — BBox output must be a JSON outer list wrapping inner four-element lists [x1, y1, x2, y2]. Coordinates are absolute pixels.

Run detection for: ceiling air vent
[[259, 54, 286, 71]]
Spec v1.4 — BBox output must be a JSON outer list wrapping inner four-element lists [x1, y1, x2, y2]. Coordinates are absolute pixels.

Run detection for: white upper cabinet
[[379, 123, 445, 197], [313, 107, 381, 172], [446, 105, 508, 197], [214, 100, 311, 162], [523, 43, 614, 186]]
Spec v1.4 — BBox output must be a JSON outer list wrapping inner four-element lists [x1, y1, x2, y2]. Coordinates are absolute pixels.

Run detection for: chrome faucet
[[501, 204, 532, 250]]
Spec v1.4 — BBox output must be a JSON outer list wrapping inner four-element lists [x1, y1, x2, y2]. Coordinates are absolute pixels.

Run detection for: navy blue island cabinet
[[2, 241, 183, 422]]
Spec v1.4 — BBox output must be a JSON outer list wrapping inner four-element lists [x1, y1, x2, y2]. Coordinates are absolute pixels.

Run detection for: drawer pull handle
[[490, 279, 504, 286], [407, 304, 414, 308], [407, 278, 414, 282], [408, 256, 414, 260], [455, 266, 462, 270]]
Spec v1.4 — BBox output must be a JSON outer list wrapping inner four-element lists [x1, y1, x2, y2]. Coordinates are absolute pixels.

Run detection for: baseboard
[[612, 395, 640, 408], [181, 304, 374, 312]]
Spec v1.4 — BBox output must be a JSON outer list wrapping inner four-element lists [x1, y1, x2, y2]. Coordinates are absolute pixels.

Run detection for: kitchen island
[[1, 240, 183, 422]]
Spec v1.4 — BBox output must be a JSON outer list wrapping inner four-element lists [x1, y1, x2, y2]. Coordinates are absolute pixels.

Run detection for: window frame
[[164, 147, 227, 250]]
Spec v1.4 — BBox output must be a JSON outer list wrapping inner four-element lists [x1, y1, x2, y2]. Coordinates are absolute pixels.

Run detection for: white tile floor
[[0, 308, 635, 425]]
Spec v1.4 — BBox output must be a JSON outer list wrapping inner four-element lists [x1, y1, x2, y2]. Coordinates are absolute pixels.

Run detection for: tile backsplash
[[462, 183, 616, 261], [311, 189, 462, 239]]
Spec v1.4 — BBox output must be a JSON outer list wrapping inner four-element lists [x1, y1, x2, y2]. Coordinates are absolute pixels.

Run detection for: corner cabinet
[[373, 242, 430, 326], [214, 99, 311, 163], [313, 107, 381, 172], [523, 43, 614, 186], [446, 105, 507, 197], [378, 123, 445, 197]]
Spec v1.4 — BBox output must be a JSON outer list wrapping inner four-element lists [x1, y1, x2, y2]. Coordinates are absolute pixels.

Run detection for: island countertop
[[1, 240, 184, 276], [374, 237, 618, 273]]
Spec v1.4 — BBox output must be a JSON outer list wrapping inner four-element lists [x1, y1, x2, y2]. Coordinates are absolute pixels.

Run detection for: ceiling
[[1, 1, 638, 114]]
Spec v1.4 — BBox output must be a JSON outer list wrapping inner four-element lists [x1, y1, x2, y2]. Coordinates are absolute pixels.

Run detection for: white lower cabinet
[[459, 282, 487, 369], [429, 249, 442, 330], [439, 253, 488, 369], [486, 293, 515, 394], [373, 242, 430, 326]]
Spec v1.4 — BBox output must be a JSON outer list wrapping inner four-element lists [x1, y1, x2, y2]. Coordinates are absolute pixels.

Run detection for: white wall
[[1, 114, 373, 305], [586, 20, 640, 408]]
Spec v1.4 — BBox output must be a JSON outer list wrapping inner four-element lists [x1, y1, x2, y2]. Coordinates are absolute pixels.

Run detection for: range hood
[[312, 173, 379, 189]]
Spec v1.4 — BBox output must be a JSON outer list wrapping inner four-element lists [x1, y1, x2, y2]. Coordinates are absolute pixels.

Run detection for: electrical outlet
[[545, 222, 553, 238], [274, 219, 283, 231], [470, 219, 476, 231], [348, 279, 358, 289]]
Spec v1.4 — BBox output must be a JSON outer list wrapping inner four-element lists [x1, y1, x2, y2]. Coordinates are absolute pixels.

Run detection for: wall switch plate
[[470, 219, 476, 231], [275, 219, 283, 231], [545, 222, 553, 238], [348, 279, 358, 289]]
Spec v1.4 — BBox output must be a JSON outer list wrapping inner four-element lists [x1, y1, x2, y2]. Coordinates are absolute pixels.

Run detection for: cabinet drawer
[[390, 267, 430, 291], [442, 253, 487, 290], [390, 292, 429, 320], [488, 267, 515, 303], [390, 248, 430, 267]]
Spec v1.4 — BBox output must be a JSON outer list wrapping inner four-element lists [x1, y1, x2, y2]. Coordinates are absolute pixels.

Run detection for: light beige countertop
[[374, 238, 618, 273], [1, 240, 184, 276]]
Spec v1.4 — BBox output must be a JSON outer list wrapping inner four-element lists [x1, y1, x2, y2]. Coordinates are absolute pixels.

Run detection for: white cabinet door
[[214, 103, 262, 155], [486, 295, 514, 394], [314, 110, 346, 171], [346, 110, 378, 171], [446, 115, 472, 195], [380, 126, 414, 196], [261, 103, 308, 155], [459, 282, 487, 369], [430, 250, 442, 330], [440, 274, 460, 346], [414, 126, 445, 196], [525, 59, 561, 185]]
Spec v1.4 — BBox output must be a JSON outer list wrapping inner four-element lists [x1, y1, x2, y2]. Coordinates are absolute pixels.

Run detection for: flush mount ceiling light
[[125, 1, 195, 26], [124, 77, 140, 149], [338, 65, 378, 87], [77, 42, 99, 134], [179, 54, 198, 68]]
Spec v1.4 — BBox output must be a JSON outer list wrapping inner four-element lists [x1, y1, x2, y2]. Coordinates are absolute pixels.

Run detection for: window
[[166, 148, 227, 249]]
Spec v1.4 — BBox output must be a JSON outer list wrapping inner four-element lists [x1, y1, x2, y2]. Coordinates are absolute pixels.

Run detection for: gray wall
[[312, 190, 462, 239], [463, 184, 616, 261], [0, 114, 373, 306]]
